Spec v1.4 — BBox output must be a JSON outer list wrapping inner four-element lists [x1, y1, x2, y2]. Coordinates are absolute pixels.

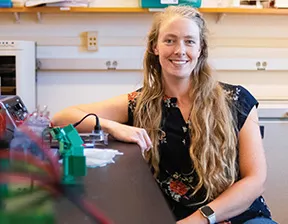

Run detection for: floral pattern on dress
[[159, 129, 167, 144], [169, 180, 189, 201], [163, 96, 177, 108], [128, 91, 140, 113], [223, 86, 241, 101], [182, 126, 188, 133], [157, 171, 194, 202]]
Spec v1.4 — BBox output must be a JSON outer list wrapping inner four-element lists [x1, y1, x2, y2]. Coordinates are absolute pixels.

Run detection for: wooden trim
[[199, 7, 288, 15], [0, 7, 288, 15], [0, 7, 150, 13]]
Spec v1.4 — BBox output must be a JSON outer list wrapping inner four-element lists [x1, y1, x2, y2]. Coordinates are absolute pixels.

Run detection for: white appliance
[[0, 40, 36, 112], [275, 0, 288, 8], [258, 103, 288, 224]]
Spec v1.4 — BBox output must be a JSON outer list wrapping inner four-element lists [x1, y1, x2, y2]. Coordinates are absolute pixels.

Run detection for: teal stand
[[50, 124, 87, 185]]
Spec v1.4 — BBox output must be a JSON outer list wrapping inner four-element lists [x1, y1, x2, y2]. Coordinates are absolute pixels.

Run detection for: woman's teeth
[[171, 60, 187, 65]]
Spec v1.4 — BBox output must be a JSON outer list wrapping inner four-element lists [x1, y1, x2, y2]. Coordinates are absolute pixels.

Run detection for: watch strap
[[199, 205, 216, 224]]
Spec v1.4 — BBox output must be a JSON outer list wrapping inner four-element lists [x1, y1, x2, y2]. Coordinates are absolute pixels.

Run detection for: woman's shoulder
[[127, 88, 142, 124], [219, 82, 259, 108], [128, 88, 142, 102], [220, 82, 259, 131]]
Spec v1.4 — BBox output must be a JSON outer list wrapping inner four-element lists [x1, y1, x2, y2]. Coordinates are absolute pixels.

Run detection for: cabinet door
[[209, 58, 261, 71], [259, 109, 288, 224], [263, 59, 288, 71]]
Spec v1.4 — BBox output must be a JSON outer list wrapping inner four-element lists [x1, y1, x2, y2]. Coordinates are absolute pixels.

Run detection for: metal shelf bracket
[[216, 13, 226, 23], [37, 12, 42, 23], [13, 12, 20, 23]]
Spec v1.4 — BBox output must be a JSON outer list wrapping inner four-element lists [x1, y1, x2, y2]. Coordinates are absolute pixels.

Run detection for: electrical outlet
[[86, 31, 98, 51]]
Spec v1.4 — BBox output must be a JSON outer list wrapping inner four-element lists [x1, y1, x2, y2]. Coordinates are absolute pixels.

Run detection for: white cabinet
[[38, 57, 288, 72], [261, 59, 288, 71], [210, 58, 288, 71], [258, 107, 288, 224]]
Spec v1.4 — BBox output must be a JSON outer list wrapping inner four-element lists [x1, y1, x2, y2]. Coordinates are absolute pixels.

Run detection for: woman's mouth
[[169, 60, 189, 65]]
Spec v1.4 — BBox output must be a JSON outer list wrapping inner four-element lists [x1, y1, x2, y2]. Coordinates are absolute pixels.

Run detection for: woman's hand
[[107, 120, 152, 152], [175, 210, 231, 224], [177, 221, 230, 224], [176, 210, 208, 224], [176, 216, 230, 224]]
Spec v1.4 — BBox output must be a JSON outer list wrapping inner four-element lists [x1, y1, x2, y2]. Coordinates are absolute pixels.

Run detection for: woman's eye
[[165, 39, 174, 44], [186, 40, 195, 45]]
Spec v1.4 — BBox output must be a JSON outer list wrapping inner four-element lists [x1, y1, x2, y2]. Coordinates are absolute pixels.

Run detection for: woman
[[52, 6, 276, 224]]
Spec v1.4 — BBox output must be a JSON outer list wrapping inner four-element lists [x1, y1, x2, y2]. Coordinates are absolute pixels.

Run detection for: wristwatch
[[199, 205, 216, 224]]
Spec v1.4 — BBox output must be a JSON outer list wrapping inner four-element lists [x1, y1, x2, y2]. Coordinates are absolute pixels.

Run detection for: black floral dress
[[127, 83, 273, 223]]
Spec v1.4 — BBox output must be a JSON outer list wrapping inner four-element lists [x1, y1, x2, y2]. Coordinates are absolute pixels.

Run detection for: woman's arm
[[52, 94, 129, 133], [51, 94, 152, 151], [178, 106, 267, 224]]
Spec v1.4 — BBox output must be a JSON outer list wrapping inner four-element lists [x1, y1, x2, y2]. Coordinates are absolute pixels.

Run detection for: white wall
[[1, 11, 288, 115]]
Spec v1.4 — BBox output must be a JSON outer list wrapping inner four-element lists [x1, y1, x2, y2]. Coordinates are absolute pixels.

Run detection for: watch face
[[201, 206, 214, 216]]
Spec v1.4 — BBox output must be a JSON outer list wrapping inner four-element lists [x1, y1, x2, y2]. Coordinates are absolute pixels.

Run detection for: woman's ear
[[197, 48, 201, 58], [154, 44, 159, 55]]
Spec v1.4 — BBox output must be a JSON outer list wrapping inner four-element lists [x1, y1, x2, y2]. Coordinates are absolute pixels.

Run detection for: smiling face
[[154, 16, 201, 80]]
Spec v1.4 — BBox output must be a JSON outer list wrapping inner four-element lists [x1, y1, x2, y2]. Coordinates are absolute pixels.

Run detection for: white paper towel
[[84, 148, 124, 168]]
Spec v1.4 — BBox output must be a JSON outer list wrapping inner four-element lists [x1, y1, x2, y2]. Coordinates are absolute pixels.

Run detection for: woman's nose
[[174, 42, 186, 56]]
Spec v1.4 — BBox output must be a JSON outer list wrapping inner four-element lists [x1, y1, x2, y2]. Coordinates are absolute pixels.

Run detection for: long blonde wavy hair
[[133, 5, 238, 202]]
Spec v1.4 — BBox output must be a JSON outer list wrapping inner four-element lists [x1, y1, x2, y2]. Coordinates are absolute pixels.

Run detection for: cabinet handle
[[260, 125, 264, 139], [36, 59, 42, 70], [256, 61, 266, 70], [106, 60, 117, 70], [106, 60, 111, 69], [112, 60, 118, 69]]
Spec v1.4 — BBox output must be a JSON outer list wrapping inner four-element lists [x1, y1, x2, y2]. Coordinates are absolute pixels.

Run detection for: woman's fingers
[[131, 128, 152, 152], [135, 136, 147, 152], [141, 129, 152, 150], [110, 123, 152, 152]]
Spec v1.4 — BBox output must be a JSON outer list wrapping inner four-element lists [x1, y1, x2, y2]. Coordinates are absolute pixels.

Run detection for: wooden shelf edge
[[0, 7, 288, 14], [0, 7, 150, 13], [199, 7, 288, 14]]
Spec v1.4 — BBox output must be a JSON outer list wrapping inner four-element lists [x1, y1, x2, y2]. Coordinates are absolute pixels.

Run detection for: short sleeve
[[127, 90, 141, 126], [237, 85, 259, 131]]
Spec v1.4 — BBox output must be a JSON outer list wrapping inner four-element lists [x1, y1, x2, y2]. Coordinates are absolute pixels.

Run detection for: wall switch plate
[[86, 31, 98, 51]]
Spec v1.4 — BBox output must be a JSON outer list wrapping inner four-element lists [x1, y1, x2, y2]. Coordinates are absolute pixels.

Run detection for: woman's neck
[[163, 76, 191, 101]]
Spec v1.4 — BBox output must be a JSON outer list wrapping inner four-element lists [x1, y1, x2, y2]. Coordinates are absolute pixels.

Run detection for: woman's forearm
[[51, 107, 117, 134], [182, 176, 265, 224], [207, 176, 265, 222]]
